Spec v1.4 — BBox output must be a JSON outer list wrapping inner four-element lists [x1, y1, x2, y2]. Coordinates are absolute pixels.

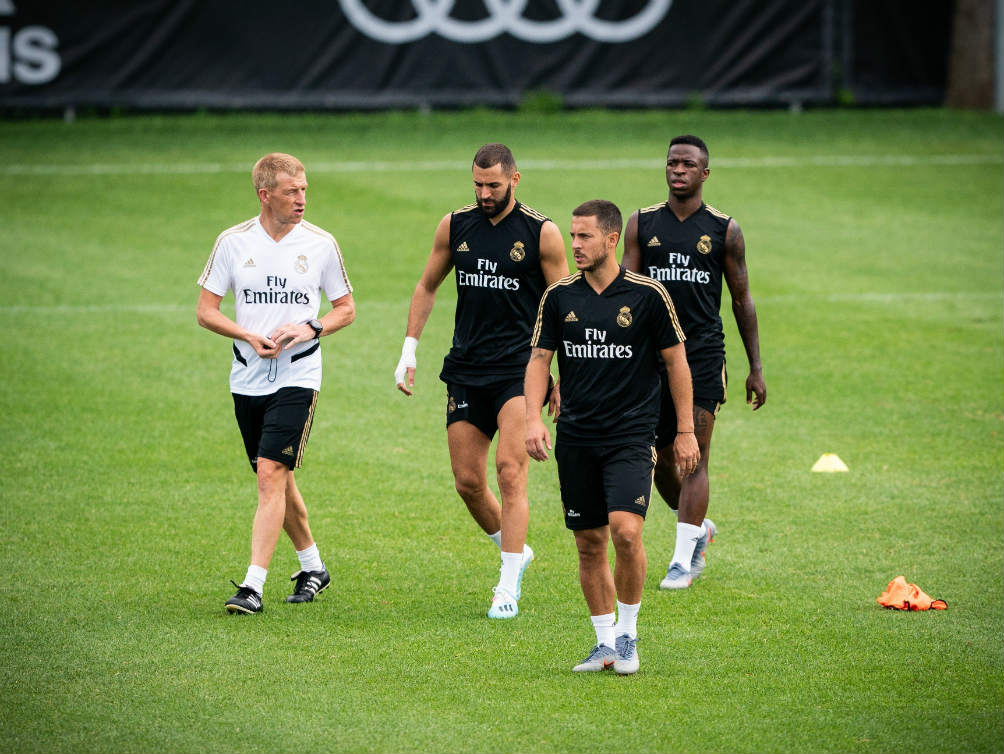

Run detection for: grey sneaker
[[659, 561, 692, 590], [690, 518, 716, 580], [572, 644, 616, 672], [614, 634, 639, 675]]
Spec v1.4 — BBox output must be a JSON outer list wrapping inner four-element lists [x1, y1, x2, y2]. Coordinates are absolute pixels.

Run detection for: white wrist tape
[[394, 336, 418, 386], [401, 336, 418, 362]]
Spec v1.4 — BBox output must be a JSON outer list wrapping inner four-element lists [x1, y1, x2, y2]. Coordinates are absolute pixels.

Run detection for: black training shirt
[[532, 268, 685, 445]]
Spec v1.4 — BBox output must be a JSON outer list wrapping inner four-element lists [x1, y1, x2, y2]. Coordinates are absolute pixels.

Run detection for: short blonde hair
[[252, 153, 305, 192]]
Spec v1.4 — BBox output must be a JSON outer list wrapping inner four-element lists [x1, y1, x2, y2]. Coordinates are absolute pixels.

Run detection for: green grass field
[[1, 108, 1002, 754]]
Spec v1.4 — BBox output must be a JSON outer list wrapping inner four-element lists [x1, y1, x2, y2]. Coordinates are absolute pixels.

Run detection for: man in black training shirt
[[395, 144, 568, 619], [526, 200, 699, 674], [622, 135, 767, 590]]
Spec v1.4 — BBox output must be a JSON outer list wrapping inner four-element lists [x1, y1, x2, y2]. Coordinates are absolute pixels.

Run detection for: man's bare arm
[[538, 220, 570, 285], [396, 214, 454, 395], [524, 347, 555, 461], [620, 211, 642, 272], [197, 287, 279, 359], [660, 343, 700, 476], [407, 213, 455, 340], [722, 218, 766, 409], [270, 292, 356, 351]]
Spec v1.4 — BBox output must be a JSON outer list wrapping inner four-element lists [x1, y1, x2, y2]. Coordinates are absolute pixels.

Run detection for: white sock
[[591, 612, 616, 649], [241, 564, 267, 595], [487, 530, 503, 549], [498, 551, 522, 596], [296, 543, 324, 573], [671, 522, 703, 572], [615, 601, 641, 639]]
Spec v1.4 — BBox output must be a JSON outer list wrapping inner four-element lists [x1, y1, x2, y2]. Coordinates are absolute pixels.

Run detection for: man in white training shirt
[[197, 153, 355, 614]]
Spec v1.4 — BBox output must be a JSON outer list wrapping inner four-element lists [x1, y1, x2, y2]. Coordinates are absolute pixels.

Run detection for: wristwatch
[[306, 318, 323, 339]]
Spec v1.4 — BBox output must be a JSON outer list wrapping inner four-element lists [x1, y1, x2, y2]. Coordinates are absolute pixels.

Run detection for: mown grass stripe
[[2, 153, 1000, 176], [1, 291, 999, 314]]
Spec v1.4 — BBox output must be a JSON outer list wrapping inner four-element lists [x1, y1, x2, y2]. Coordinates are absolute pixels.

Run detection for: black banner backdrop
[[0, 0, 949, 109]]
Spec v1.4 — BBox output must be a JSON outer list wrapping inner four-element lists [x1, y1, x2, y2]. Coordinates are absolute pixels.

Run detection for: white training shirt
[[198, 216, 352, 396]]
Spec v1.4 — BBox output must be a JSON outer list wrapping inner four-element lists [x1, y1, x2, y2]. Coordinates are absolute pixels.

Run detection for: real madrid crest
[[616, 306, 632, 328], [509, 241, 525, 262], [447, 395, 456, 414], [696, 235, 712, 255], [295, 255, 309, 273]]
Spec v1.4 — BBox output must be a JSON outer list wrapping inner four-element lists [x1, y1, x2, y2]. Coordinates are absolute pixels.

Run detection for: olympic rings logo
[[338, 0, 673, 44]]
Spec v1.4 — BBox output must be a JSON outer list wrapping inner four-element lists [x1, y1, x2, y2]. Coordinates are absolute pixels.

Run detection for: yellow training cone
[[812, 453, 849, 472]]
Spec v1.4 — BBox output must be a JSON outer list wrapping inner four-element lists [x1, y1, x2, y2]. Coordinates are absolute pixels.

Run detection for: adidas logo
[[633, 495, 647, 506], [281, 446, 294, 456], [244, 258, 256, 267], [647, 237, 661, 247], [564, 310, 579, 322], [456, 241, 470, 252]]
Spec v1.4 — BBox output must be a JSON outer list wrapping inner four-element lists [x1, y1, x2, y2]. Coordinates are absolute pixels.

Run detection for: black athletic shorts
[[655, 355, 726, 450], [445, 377, 531, 439], [555, 440, 657, 530], [232, 386, 318, 472]]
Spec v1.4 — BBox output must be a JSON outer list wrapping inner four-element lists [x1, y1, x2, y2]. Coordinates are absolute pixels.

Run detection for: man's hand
[[269, 322, 314, 351], [395, 336, 418, 396], [247, 333, 280, 359], [547, 379, 561, 422], [525, 416, 552, 462], [746, 368, 766, 410], [673, 432, 700, 476]]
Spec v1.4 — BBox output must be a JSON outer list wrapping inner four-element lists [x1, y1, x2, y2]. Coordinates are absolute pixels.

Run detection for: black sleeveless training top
[[636, 201, 731, 358], [440, 200, 549, 385]]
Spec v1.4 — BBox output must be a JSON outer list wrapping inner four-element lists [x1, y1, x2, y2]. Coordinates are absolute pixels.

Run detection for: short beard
[[579, 250, 608, 272], [477, 184, 512, 218]]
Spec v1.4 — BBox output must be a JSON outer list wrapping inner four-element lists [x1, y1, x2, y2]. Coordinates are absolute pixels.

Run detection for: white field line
[[2, 154, 1001, 176], [0, 291, 999, 315], [756, 292, 1002, 304], [0, 304, 193, 313]]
